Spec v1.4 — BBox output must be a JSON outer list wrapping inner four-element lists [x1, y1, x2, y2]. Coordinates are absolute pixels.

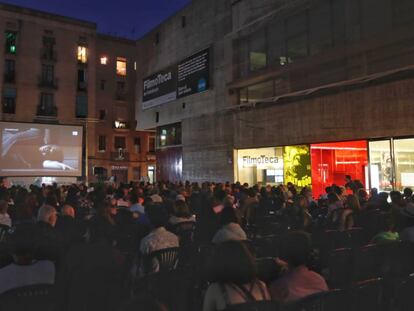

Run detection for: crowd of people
[[0, 175, 413, 310]]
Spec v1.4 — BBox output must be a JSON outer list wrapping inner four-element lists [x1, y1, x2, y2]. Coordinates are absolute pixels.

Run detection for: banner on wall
[[283, 145, 312, 188], [142, 48, 210, 110]]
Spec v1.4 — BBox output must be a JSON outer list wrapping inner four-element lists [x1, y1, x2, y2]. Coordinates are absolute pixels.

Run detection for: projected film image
[[0, 122, 83, 177]]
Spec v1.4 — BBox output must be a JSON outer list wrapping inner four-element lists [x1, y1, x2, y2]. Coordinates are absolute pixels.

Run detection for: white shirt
[[140, 227, 179, 255], [0, 213, 11, 227], [0, 260, 55, 294], [212, 223, 247, 244]]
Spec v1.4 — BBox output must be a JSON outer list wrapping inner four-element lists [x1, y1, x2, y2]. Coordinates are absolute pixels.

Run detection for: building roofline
[[0, 2, 97, 29], [137, 1, 193, 41], [97, 33, 136, 45]]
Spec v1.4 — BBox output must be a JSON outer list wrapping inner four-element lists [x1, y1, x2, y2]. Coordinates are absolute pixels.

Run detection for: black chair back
[[223, 301, 280, 311], [173, 221, 196, 246], [145, 247, 180, 273], [328, 248, 353, 288], [393, 273, 414, 311], [0, 284, 54, 311], [350, 278, 383, 311], [283, 289, 348, 311]]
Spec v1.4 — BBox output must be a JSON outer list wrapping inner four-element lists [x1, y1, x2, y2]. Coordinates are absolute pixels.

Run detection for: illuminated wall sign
[[242, 155, 279, 167], [283, 145, 312, 188], [142, 65, 177, 110], [142, 48, 210, 110]]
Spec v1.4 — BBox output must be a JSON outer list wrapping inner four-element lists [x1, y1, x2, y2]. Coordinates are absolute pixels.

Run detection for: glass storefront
[[236, 147, 283, 186], [311, 141, 368, 199], [235, 137, 414, 196]]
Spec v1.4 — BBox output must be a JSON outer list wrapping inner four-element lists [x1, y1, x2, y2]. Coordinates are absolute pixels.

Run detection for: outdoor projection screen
[[0, 122, 83, 177]]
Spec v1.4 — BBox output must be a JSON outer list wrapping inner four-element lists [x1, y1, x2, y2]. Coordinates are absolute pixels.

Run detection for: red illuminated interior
[[311, 140, 368, 199]]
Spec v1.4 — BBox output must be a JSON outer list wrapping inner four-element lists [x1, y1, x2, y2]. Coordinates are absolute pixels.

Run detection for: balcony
[[77, 81, 87, 92], [4, 73, 15, 84], [37, 104, 57, 117], [111, 150, 130, 161], [40, 50, 57, 62], [115, 91, 127, 101], [38, 77, 58, 89]]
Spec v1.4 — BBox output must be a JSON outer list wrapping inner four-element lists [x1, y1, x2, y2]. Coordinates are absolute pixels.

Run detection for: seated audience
[[212, 204, 247, 244], [0, 226, 55, 294], [270, 231, 328, 303], [169, 200, 196, 226], [203, 241, 270, 311], [0, 199, 11, 227]]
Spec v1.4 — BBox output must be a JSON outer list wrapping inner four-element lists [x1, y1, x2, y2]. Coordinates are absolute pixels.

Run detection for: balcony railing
[[37, 104, 57, 117], [38, 77, 58, 89], [40, 50, 57, 62], [4, 73, 15, 84], [111, 151, 130, 161], [78, 81, 87, 92]]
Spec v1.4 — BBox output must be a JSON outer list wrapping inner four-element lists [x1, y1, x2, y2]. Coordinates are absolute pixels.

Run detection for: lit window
[[5, 31, 17, 54], [100, 56, 108, 65], [77, 45, 87, 63], [116, 57, 127, 76]]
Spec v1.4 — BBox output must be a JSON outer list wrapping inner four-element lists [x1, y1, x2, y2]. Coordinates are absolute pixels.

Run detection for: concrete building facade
[[136, 0, 414, 194]]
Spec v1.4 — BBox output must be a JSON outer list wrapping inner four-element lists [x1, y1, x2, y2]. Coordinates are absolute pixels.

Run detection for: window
[[78, 69, 87, 90], [393, 0, 414, 27], [76, 95, 88, 118], [4, 59, 15, 83], [249, 29, 267, 71], [41, 64, 54, 84], [77, 45, 87, 63], [156, 123, 182, 148], [286, 12, 309, 61], [247, 81, 274, 103], [133, 167, 141, 181], [5, 31, 17, 54], [116, 81, 126, 100], [116, 57, 127, 76], [149, 137, 156, 152], [134, 137, 141, 153], [98, 135, 106, 152], [100, 56, 108, 65], [99, 109, 106, 120], [2, 88, 16, 114], [100, 80, 106, 90], [38, 93, 56, 116], [42, 37, 55, 60], [114, 136, 126, 149], [309, 3, 333, 55]]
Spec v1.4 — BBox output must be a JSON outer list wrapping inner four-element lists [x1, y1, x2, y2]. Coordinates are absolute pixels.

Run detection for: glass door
[[394, 138, 414, 191], [368, 140, 394, 192]]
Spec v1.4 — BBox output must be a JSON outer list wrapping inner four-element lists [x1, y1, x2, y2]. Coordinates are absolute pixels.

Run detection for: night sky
[[3, 0, 191, 39]]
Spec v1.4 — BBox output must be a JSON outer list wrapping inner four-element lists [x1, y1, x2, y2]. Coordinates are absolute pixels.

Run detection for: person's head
[[370, 188, 378, 197], [294, 195, 308, 209], [0, 200, 8, 214], [345, 194, 360, 212], [207, 240, 256, 285], [122, 297, 169, 311], [146, 204, 169, 228], [219, 204, 240, 226], [280, 231, 312, 268], [403, 187, 413, 199], [61, 204, 75, 218], [357, 189, 368, 201], [327, 192, 340, 204], [37, 204, 57, 227], [325, 186, 333, 194], [173, 200, 191, 218], [345, 175, 352, 182], [390, 191, 403, 204]]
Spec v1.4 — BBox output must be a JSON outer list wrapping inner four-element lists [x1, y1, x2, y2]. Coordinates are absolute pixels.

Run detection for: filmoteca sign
[[142, 48, 210, 110]]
